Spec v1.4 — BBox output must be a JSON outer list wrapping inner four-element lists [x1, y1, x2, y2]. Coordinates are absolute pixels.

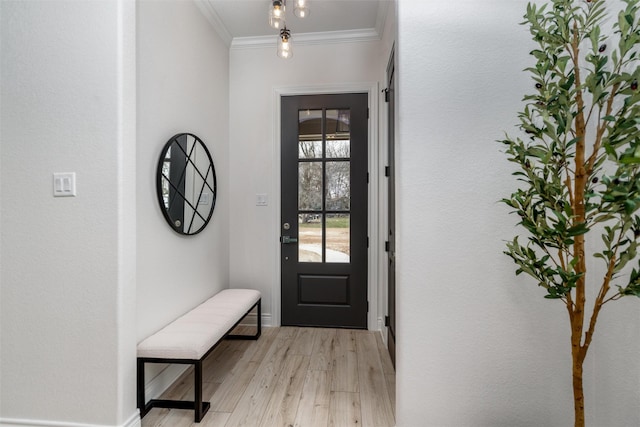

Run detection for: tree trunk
[[570, 21, 587, 427], [572, 346, 585, 427]]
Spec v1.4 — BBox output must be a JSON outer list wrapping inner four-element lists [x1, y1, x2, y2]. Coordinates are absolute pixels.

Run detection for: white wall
[[395, 1, 640, 426], [136, 0, 230, 341], [0, 1, 137, 426], [228, 37, 392, 327], [135, 0, 231, 400]]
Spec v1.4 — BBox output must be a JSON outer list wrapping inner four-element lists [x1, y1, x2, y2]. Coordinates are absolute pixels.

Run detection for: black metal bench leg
[[227, 300, 262, 340], [193, 360, 210, 422], [194, 361, 202, 422], [256, 299, 262, 339], [137, 359, 146, 416]]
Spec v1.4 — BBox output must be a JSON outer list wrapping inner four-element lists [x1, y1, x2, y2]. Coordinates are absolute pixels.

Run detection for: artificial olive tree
[[501, 0, 640, 425]]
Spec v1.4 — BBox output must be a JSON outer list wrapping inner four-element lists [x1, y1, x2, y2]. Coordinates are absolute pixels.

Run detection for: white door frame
[[270, 82, 381, 330]]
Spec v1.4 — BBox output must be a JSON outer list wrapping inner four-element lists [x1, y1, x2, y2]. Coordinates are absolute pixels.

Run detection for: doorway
[[386, 48, 396, 367], [280, 93, 369, 328]]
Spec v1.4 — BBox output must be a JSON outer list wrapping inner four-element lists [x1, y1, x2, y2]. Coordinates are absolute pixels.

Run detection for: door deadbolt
[[283, 222, 290, 230]]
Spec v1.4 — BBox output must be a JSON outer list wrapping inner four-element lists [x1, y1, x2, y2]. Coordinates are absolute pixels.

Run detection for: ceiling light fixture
[[293, 0, 310, 18], [269, 0, 286, 29], [277, 27, 293, 59], [269, 0, 309, 59]]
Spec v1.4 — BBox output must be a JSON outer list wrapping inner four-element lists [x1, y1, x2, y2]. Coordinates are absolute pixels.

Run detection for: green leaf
[[625, 199, 638, 214], [567, 223, 590, 236], [620, 155, 640, 164], [626, 13, 634, 26]]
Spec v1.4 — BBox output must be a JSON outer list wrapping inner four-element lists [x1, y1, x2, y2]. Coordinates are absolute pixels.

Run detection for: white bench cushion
[[137, 289, 261, 360]]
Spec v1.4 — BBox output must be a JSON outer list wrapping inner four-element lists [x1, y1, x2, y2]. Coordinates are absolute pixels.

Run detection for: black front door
[[281, 93, 369, 328]]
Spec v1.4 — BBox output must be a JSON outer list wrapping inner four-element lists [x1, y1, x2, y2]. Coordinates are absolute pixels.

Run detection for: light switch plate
[[53, 172, 76, 197]]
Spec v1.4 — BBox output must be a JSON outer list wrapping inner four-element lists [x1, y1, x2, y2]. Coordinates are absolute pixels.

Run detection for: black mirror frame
[[156, 133, 217, 235]]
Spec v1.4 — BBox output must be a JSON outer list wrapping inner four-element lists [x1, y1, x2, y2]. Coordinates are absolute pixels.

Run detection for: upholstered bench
[[137, 288, 261, 422]]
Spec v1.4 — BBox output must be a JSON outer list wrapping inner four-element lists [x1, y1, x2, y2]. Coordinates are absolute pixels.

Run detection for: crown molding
[[375, 0, 389, 38], [193, 0, 233, 47], [195, 0, 387, 50], [231, 28, 381, 50]]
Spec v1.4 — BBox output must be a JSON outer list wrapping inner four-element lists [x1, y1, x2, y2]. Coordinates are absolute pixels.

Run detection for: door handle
[[280, 236, 298, 244]]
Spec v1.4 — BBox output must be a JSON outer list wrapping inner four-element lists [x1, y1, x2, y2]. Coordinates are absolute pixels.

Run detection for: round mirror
[[156, 133, 216, 235]]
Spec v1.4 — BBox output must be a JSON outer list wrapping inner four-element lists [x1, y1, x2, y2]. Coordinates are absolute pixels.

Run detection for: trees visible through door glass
[[325, 109, 350, 264], [299, 141, 322, 158], [298, 162, 322, 210], [296, 108, 352, 263], [326, 162, 350, 210], [326, 140, 350, 158]]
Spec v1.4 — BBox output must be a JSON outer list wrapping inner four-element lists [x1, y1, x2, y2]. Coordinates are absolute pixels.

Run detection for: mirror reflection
[[156, 133, 216, 235]]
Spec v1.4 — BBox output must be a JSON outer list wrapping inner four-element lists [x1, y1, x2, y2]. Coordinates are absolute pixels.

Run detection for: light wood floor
[[141, 326, 396, 427]]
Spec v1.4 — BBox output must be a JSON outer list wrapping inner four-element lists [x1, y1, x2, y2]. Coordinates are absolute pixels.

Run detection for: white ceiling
[[197, 0, 390, 46]]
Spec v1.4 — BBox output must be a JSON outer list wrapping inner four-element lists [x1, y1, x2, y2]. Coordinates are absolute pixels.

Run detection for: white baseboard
[[122, 413, 140, 427], [144, 364, 189, 402], [238, 312, 273, 327], [262, 312, 273, 327], [378, 316, 389, 342], [0, 410, 140, 427]]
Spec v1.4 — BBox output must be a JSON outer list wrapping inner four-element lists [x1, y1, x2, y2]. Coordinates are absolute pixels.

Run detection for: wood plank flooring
[[141, 327, 396, 427]]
